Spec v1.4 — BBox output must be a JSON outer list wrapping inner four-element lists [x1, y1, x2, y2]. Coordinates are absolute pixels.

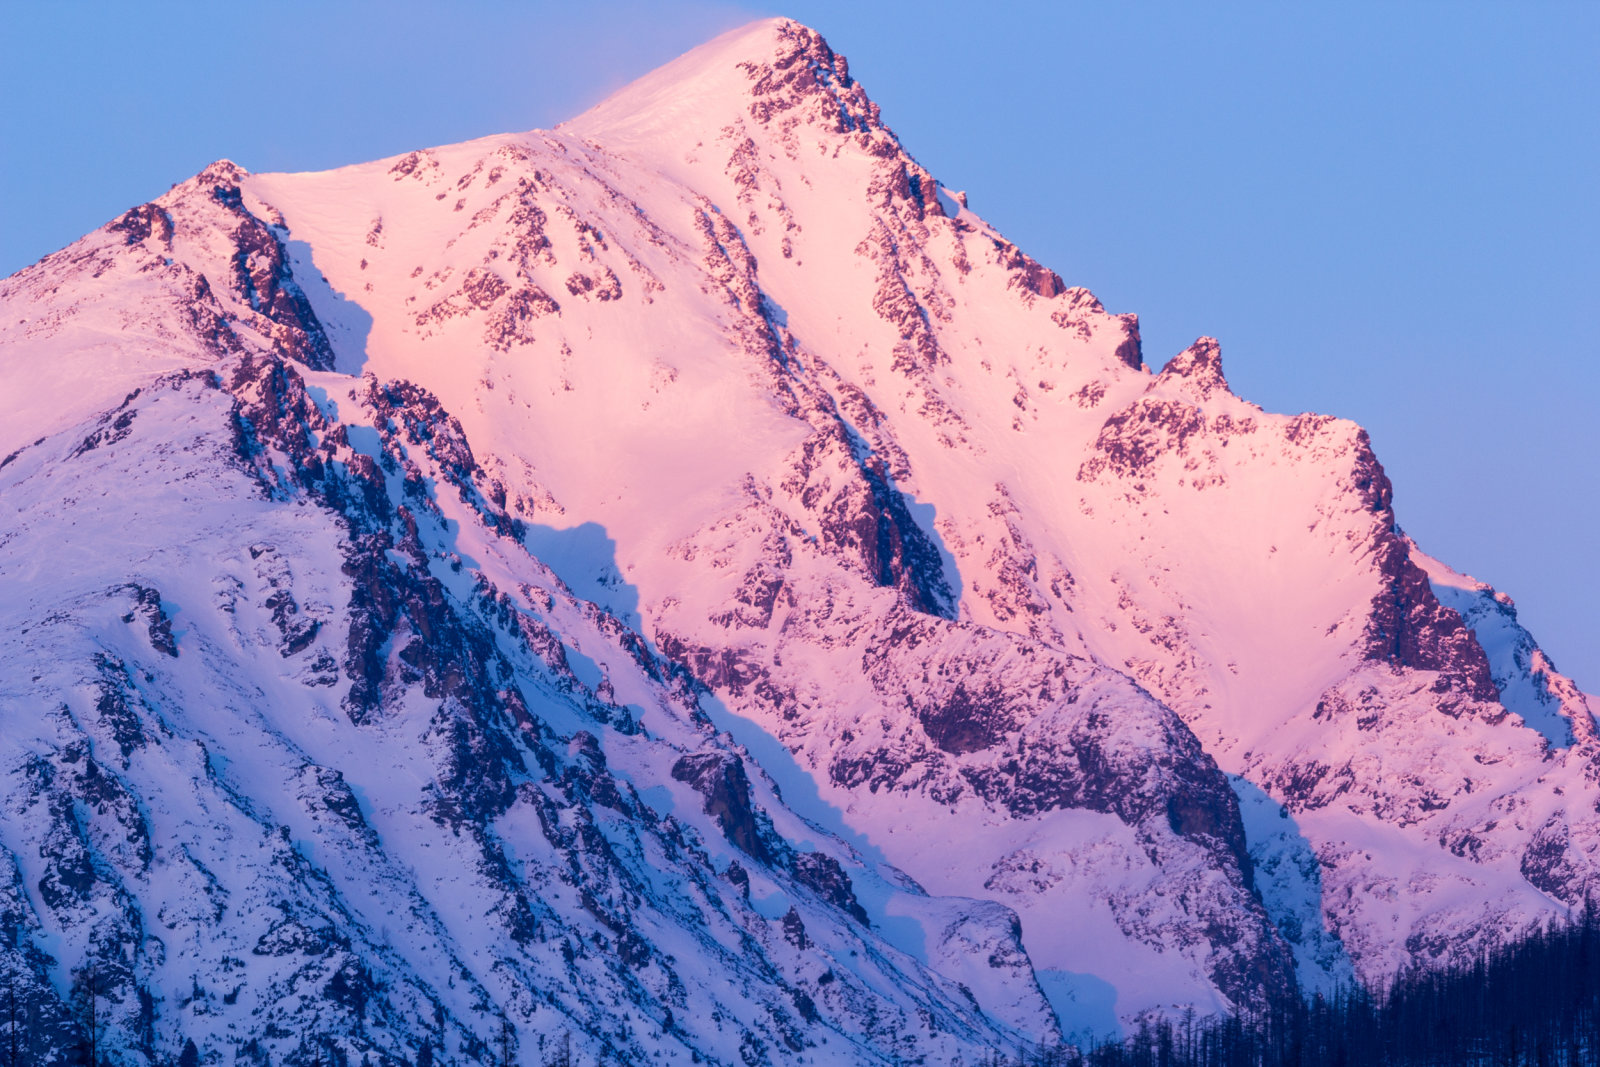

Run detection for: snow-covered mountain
[[1, 18, 1595, 1065]]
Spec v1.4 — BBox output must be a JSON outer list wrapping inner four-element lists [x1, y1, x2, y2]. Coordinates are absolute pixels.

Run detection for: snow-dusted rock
[[2, 15, 1596, 1065]]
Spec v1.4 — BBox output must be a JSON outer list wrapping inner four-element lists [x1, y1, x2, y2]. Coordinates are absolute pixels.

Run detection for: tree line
[[1001, 902, 1600, 1067]]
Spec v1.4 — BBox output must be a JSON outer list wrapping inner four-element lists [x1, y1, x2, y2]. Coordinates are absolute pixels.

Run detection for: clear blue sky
[[3, 1, 1595, 687]]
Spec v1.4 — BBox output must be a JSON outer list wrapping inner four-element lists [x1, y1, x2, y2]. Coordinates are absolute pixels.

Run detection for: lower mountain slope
[[1, 347, 1084, 1065]]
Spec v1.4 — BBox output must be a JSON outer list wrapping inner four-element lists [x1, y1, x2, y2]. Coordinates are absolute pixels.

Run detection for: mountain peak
[[563, 18, 881, 150], [1156, 335, 1231, 398]]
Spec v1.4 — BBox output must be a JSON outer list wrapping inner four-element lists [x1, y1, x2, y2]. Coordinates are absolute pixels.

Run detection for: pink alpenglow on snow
[[0, 18, 1594, 1066]]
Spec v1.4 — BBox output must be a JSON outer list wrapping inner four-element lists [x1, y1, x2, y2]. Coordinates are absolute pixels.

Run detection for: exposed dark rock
[[199, 170, 336, 371], [70, 391, 140, 458], [179, 269, 246, 358], [1165, 791, 1254, 891], [994, 238, 1067, 299], [109, 202, 174, 248], [563, 267, 622, 302], [118, 583, 178, 657], [485, 285, 560, 351], [1113, 314, 1144, 370], [26, 756, 98, 912], [387, 150, 438, 181], [725, 859, 752, 900], [656, 635, 768, 698], [790, 852, 867, 926], [228, 351, 330, 484], [1269, 758, 1353, 812], [362, 377, 522, 538], [1352, 438, 1498, 702], [671, 752, 775, 864], [871, 263, 942, 370], [296, 765, 379, 848], [743, 21, 879, 139], [916, 681, 1011, 756], [460, 266, 509, 309], [782, 906, 810, 949], [265, 587, 320, 657], [1079, 398, 1207, 481], [90, 654, 150, 760], [1520, 816, 1591, 904], [1157, 337, 1230, 399], [0, 854, 79, 1063], [856, 455, 953, 618], [70, 750, 153, 873], [783, 425, 953, 619]]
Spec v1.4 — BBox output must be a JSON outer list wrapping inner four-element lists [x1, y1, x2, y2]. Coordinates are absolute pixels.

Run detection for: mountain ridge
[[1, 17, 1596, 1065]]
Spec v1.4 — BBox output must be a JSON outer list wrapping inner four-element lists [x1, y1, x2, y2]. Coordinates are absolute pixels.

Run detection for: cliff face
[[1, 17, 1594, 1065]]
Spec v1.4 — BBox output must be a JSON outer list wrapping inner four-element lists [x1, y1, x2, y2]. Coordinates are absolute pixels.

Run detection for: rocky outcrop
[[1156, 337, 1230, 400], [672, 752, 775, 863], [1351, 437, 1498, 702], [203, 163, 337, 371], [7, 14, 1596, 1064]]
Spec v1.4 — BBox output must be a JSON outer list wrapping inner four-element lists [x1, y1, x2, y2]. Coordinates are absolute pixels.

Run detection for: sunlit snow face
[[1, 15, 1595, 1063]]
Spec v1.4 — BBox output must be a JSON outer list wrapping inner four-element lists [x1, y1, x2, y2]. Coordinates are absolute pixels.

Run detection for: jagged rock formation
[[0, 17, 1594, 1066]]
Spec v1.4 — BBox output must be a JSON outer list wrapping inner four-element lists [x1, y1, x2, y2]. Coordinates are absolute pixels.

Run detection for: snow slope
[[2, 16, 1596, 1065]]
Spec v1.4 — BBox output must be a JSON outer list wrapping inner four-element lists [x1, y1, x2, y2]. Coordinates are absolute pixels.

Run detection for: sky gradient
[[3, 0, 1595, 686]]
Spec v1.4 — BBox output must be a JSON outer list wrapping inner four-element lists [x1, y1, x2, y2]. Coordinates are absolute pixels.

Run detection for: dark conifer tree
[[68, 961, 102, 1067], [3, 983, 18, 1067], [497, 1019, 514, 1067]]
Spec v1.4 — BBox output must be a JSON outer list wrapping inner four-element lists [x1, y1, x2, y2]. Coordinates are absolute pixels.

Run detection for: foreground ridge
[[1, 17, 1595, 1066]]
